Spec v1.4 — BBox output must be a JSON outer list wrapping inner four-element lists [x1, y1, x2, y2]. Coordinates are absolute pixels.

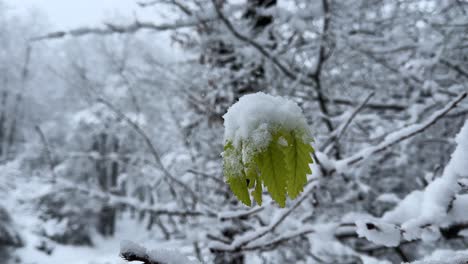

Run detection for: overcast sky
[[5, 0, 155, 29]]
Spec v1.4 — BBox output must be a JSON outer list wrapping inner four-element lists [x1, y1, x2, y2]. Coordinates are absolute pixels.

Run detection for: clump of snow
[[278, 136, 288, 146], [148, 248, 198, 264], [355, 220, 401, 247], [223, 92, 310, 150], [382, 191, 423, 224], [376, 193, 401, 204]]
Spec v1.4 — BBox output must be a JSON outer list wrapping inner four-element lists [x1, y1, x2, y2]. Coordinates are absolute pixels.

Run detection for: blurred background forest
[[0, 0, 467, 263]]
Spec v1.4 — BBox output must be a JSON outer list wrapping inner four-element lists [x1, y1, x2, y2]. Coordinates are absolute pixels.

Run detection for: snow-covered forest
[[1, 0, 468, 263]]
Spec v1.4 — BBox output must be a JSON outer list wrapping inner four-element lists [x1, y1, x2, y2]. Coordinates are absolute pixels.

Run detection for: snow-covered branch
[[335, 92, 467, 171]]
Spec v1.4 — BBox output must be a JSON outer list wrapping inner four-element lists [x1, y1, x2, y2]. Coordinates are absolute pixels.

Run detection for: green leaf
[[226, 174, 251, 206], [223, 127, 314, 207], [281, 131, 314, 198], [256, 133, 288, 207]]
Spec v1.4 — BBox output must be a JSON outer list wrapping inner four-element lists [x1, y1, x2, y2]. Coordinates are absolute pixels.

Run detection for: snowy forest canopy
[[0, 0, 468, 263]]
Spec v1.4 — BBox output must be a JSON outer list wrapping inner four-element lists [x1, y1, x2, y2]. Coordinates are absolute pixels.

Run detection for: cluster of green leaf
[[223, 128, 314, 207]]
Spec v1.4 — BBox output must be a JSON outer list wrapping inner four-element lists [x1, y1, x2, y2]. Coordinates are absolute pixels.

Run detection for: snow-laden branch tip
[[334, 92, 467, 172], [120, 240, 198, 264]]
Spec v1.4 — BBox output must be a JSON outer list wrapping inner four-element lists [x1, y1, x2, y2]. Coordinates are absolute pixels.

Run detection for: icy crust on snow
[[382, 120, 468, 241], [223, 92, 310, 148]]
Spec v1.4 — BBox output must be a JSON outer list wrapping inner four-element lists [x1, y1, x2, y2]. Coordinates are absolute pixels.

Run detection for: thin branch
[[96, 97, 200, 206], [139, 0, 193, 15], [440, 59, 468, 79], [321, 92, 375, 152], [242, 226, 315, 251], [34, 125, 57, 182], [55, 176, 206, 218], [210, 0, 314, 87]]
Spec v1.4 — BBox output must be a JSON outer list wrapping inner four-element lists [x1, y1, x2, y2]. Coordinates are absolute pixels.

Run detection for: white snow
[[223, 92, 310, 150], [355, 220, 401, 247]]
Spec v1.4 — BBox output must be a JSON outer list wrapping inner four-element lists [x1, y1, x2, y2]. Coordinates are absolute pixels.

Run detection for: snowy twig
[[335, 92, 467, 170], [296, 94, 407, 111], [321, 92, 375, 152], [336, 92, 375, 142]]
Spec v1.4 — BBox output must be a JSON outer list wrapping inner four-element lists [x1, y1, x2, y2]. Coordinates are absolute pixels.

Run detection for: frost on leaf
[[222, 92, 314, 207]]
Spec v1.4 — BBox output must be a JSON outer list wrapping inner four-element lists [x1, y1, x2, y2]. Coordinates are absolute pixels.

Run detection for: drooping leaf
[[281, 131, 314, 198], [256, 133, 288, 207], [226, 174, 251, 206]]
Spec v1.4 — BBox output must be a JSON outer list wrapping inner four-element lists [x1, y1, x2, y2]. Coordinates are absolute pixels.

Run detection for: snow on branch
[[382, 118, 468, 241], [321, 92, 375, 152], [334, 92, 467, 171], [31, 18, 215, 41], [120, 240, 198, 264], [343, 118, 468, 249]]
